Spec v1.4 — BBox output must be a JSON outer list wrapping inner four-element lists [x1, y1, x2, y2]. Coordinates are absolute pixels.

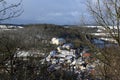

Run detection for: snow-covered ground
[[0, 25, 23, 30]]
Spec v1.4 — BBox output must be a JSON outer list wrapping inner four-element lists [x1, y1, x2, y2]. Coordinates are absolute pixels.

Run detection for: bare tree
[[0, 0, 23, 22], [87, 0, 120, 45], [0, 0, 23, 79], [86, 0, 120, 79]]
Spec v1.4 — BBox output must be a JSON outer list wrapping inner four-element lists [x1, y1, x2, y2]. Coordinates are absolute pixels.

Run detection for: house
[[49, 50, 57, 57], [62, 43, 73, 50], [57, 46, 62, 52], [59, 50, 75, 57], [65, 55, 74, 63], [51, 38, 66, 45], [82, 53, 91, 58]]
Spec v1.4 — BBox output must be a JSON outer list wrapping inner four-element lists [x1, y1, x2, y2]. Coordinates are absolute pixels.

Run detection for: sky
[[3, 0, 95, 25]]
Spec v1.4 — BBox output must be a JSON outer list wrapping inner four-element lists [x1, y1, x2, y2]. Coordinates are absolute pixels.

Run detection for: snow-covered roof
[[62, 43, 73, 49], [59, 50, 75, 57], [55, 54, 66, 58], [50, 50, 57, 57], [15, 51, 30, 57], [15, 50, 43, 57], [65, 55, 73, 60], [82, 53, 91, 57]]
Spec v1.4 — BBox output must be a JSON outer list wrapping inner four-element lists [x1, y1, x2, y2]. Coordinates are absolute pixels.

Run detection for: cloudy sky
[[4, 0, 94, 25]]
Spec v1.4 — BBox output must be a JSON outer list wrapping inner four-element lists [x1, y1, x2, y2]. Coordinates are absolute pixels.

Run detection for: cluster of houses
[[44, 37, 97, 79]]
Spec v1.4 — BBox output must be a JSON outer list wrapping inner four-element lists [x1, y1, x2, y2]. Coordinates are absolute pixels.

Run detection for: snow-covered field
[[0, 25, 23, 30]]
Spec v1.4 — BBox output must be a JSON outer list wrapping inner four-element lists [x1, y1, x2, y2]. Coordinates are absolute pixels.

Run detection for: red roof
[[82, 53, 91, 57]]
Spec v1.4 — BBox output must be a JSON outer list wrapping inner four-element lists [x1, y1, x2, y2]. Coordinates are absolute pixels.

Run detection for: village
[[42, 37, 98, 80], [0, 0, 120, 79]]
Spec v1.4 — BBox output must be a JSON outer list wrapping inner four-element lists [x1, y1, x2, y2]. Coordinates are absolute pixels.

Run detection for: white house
[[62, 43, 73, 50], [57, 46, 62, 52], [51, 38, 66, 45]]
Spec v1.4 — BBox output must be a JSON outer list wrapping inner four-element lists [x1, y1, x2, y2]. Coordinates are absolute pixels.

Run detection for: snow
[[16, 51, 29, 57], [51, 37, 66, 45], [0, 25, 24, 30]]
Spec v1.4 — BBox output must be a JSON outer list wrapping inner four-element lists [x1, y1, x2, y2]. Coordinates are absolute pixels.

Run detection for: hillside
[[0, 24, 95, 54]]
